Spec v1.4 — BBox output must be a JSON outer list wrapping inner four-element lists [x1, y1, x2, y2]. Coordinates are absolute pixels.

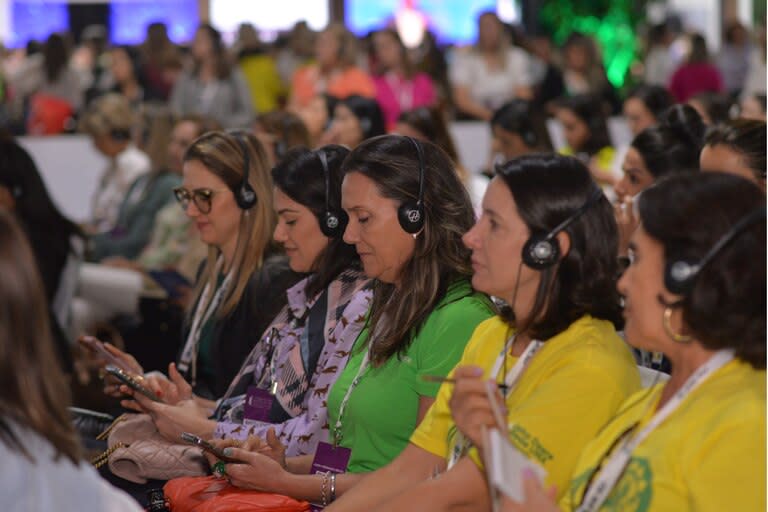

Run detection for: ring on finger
[[212, 461, 227, 477]]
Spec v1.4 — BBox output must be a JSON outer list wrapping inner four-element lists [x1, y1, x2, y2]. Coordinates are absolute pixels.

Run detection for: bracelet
[[329, 473, 337, 502], [320, 471, 330, 507]]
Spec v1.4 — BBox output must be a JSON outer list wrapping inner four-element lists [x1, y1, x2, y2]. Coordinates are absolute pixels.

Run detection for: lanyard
[[177, 261, 232, 386], [447, 336, 543, 468], [385, 73, 415, 112], [332, 348, 370, 447], [265, 327, 280, 394], [489, 336, 543, 395], [576, 349, 734, 512]]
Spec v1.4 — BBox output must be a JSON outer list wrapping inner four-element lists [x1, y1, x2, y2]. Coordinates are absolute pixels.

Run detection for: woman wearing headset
[[499, 172, 765, 512], [102, 131, 300, 400], [328, 154, 640, 511], [198, 135, 495, 506], [126, 145, 373, 458]]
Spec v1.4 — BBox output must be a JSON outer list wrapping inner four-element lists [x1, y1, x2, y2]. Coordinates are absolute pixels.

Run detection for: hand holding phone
[[79, 336, 133, 372], [104, 364, 164, 403], [181, 432, 241, 463]]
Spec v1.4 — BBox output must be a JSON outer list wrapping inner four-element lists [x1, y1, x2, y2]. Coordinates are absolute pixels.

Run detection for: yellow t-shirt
[[410, 315, 640, 499], [561, 359, 766, 512]]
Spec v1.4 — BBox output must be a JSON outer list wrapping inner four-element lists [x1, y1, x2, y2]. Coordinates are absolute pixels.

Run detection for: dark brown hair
[[43, 33, 68, 83], [193, 24, 232, 80], [703, 119, 766, 182], [271, 144, 359, 298], [341, 135, 477, 365], [0, 211, 81, 464], [638, 172, 765, 368], [374, 28, 415, 78], [495, 154, 622, 339]]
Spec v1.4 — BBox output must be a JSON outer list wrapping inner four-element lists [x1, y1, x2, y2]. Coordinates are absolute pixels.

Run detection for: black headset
[[230, 132, 258, 210], [522, 187, 603, 270], [317, 149, 348, 237], [664, 206, 766, 295], [398, 137, 426, 234]]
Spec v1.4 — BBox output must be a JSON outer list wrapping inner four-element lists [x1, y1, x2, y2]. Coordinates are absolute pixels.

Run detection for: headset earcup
[[236, 183, 257, 210], [398, 201, 425, 234], [523, 129, 537, 148], [664, 259, 698, 295], [320, 209, 349, 238], [521, 234, 561, 270]]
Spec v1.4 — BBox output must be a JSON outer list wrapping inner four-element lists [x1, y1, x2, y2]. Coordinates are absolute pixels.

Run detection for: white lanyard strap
[[177, 267, 232, 385], [490, 336, 544, 393], [577, 349, 734, 512], [386, 73, 415, 111], [333, 348, 370, 447], [447, 336, 542, 469]]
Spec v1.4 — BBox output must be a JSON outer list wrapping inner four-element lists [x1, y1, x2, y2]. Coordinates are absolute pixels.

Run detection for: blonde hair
[[79, 92, 134, 138], [323, 23, 360, 68], [184, 131, 275, 317]]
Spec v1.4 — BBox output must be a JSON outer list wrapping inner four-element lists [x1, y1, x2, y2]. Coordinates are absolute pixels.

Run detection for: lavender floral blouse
[[214, 268, 372, 456]]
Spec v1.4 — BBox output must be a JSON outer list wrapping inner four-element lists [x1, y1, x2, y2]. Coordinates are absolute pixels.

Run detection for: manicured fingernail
[[522, 468, 534, 479], [223, 448, 233, 457], [470, 367, 483, 376]]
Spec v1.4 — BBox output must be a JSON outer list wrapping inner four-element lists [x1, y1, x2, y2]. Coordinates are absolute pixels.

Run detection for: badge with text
[[309, 441, 351, 511], [243, 385, 275, 423]]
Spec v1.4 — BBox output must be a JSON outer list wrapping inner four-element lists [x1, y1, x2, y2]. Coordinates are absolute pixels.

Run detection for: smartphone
[[104, 364, 163, 403], [148, 270, 192, 299], [180, 432, 241, 463], [79, 336, 132, 372]]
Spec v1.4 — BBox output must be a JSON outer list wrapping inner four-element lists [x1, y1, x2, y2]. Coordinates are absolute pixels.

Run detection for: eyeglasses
[[173, 187, 227, 214]]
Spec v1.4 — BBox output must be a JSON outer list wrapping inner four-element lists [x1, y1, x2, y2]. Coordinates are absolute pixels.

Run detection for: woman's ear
[[0, 185, 17, 212], [555, 230, 571, 258]]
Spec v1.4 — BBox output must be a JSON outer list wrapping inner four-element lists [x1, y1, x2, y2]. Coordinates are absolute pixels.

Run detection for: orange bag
[[164, 475, 310, 512], [26, 93, 74, 135]]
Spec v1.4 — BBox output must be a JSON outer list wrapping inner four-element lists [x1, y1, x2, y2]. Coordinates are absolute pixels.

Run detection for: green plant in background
[[540, 0, 647, 88]]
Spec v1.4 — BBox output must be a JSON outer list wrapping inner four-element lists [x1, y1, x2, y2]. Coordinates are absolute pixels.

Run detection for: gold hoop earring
[[663, 307, 692, 343]]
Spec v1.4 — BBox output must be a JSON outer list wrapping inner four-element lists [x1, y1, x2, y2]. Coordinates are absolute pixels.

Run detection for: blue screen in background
[[110, 0, 199, 45], [9, 1, 69, 48], [346, 0, 497, 45]]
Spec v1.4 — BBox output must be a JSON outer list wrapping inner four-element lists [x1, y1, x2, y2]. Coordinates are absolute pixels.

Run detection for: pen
[[421, 375, 509, 393]]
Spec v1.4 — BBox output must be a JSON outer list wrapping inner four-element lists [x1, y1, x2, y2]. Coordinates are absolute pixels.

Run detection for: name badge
[[243, 386, 275, 423], [309, 441, 351, 510]]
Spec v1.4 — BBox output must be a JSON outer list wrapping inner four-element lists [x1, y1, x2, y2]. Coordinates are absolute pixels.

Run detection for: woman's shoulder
[[0, 420, 141, 511], [422, 280, 495, 335], [247, 252, 303, 289]]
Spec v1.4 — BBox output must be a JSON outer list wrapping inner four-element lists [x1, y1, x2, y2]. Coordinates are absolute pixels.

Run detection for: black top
[[182, 254, 303, 399]]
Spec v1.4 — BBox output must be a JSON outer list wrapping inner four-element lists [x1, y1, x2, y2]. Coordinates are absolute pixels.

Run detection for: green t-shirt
[[326, 279, 494, 473]]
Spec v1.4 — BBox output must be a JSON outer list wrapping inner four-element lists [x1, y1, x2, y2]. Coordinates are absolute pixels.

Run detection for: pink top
[[373, 72, 436, 130], [668, 63, 724, 102]]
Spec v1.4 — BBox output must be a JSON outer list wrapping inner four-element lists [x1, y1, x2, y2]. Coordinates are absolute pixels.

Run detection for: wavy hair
[[184, 131, 275, 317], [341, 135, 476, 365]]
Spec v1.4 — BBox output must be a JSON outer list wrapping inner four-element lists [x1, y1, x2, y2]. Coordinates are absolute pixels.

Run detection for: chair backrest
[[607, 116, 633, 148], [546, 118, 567, 151], [638, 365, 670, 388]]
